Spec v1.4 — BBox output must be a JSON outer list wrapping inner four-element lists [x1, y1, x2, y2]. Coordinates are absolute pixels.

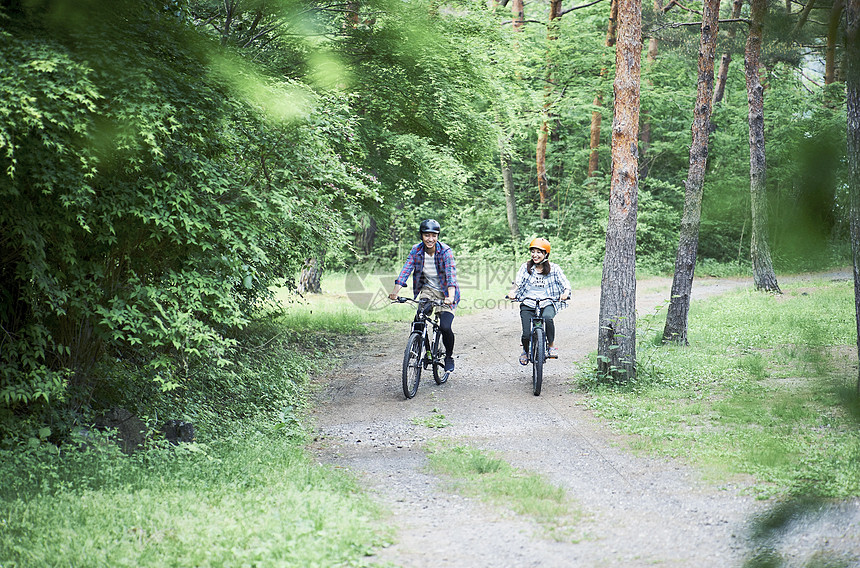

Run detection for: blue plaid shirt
[[395, 241, 460, 306]]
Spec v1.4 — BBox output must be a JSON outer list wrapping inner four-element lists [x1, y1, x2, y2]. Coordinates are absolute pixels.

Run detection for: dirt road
[[310, 274, 860, 567]]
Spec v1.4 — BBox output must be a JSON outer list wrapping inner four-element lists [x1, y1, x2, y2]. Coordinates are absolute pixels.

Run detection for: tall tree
[[712, 0, 743, 106], [662, 0, 721, 344], [826, 0, 846, 85], [639, 0, 663, 179], [597, 0, 641, 381], [536, 0, 563, 219], [845, 0, 860, 392], [500, 134, 522, 245], [745, 0, 781, 292], [588, 1, 618, 179]]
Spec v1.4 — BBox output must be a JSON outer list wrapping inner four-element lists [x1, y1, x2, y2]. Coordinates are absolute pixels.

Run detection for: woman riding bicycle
[[507, 238, 571, 366], [389, 219, 460, 372]]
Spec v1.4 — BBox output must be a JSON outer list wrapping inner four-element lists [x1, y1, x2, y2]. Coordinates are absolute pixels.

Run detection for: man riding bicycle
[[507, 238, 571, 366], [389, 219, 460, 373]]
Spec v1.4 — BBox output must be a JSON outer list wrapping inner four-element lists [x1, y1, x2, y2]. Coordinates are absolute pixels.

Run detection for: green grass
[[0, 317, 389, 568], [0, 430, 387, 567], [576, 277, 860, 499], [425, 442, 584, 542]]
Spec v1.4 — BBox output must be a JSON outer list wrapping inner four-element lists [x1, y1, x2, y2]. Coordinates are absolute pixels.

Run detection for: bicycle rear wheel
[[431, 328, 448, 384], [402, 332, 423, 399], [531, 327, 545, 396]]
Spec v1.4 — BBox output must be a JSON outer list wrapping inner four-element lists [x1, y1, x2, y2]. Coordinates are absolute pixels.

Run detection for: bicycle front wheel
[[531, 327, 545, 396], [402, 332, 423, 399]]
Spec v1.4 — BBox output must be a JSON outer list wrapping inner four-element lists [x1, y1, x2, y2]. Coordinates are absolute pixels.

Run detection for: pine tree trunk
[[587, 1, 618, 181], [598, 0, 641, 382], [588, 91, 603, 179], [500, 137, 521, 245], [511, 0, 524, 31], [712, 0, 743, 107], [843, 0, 860, 391], [537, 125, 551, 219], [639, 0, 663, 179], [663, 0, 721, 344], [826, 0, 846, 85], [745, 0, 780, 293], [536, 0, 562, 221]]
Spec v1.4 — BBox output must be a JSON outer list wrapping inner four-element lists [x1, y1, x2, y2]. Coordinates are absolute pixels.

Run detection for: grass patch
[[410, 408, 452, 429], [425, 442, 584, 542], [576, 277, 860, 499]]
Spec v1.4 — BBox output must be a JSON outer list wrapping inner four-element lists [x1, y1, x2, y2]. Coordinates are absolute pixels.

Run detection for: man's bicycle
[[394, 297, 450, 399], [506, 296, 559, 396]]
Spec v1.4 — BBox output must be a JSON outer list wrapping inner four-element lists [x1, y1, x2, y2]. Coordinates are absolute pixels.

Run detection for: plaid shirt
[[513, 262, 570, 311], [395, 241, 460, 306]]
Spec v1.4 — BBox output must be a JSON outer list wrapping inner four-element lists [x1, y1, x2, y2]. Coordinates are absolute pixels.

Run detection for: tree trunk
[[355, 215, 377, 255], [663, 0, 721, 344], [537, 124, 551, 219], [598, 0, 641, 382], [745, 0, 780, 293], [640, 0, 663, 179], [791, 0, 817, 35], [500, 136, 521, 245], [606, 0, 619, 46], [536, 0, 563, 220], [712, 0, 743, 107], [588, 87, 604, 179], [826, 0, 846, 85], [587, 3, 619, 180], [511, 0, 524, 31], [298, 257, 323, 293], [844, 0, 860, 391]]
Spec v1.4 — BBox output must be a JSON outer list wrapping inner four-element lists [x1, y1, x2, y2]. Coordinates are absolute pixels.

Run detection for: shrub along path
[[310, 273, 860, 567]]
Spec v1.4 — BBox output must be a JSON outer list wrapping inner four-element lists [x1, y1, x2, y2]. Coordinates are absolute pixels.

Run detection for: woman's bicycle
[[506, 296, 559, 396], [393, 297, 450, 399]]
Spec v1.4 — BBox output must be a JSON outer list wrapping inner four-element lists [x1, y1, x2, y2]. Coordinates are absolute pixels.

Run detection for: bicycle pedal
[[547, 354, 558, 359]]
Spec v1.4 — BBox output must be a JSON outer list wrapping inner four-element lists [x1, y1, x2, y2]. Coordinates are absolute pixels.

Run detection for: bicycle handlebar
[[392, 297, 447, 306], [504, 296, 562, 303]]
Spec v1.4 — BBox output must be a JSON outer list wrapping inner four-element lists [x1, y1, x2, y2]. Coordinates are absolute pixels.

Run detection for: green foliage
[[0, 2, 379, 423]]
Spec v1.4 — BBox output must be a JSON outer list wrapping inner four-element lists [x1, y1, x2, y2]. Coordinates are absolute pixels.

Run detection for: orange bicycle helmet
[[528, 238, 551, 255]]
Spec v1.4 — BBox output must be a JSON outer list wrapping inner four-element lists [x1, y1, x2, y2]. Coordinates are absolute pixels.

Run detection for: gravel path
[[310, 274, 860, 567]]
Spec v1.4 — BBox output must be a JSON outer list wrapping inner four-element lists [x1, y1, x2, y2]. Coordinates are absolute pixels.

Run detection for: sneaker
[[519, 351, 529, 366], [548, 346, 559, 359], [444, 357, 455, 372]]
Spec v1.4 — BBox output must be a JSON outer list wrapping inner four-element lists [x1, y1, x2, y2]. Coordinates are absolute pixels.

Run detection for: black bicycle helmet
[[418, 219, 441, 236]]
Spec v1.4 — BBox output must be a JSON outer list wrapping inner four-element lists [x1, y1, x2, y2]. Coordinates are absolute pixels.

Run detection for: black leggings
[[519, 304, 556, 352], [438, 312, 455, 357]]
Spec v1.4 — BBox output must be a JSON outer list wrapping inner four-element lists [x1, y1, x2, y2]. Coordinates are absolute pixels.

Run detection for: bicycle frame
[[526, 298, 555, 362], [396, 297, 449, 398], [510, 296, 558, 396]]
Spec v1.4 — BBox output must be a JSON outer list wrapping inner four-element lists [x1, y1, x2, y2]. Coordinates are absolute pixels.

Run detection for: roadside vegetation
[[576, 275, 860, 499], [0, 314, 390, 567]]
